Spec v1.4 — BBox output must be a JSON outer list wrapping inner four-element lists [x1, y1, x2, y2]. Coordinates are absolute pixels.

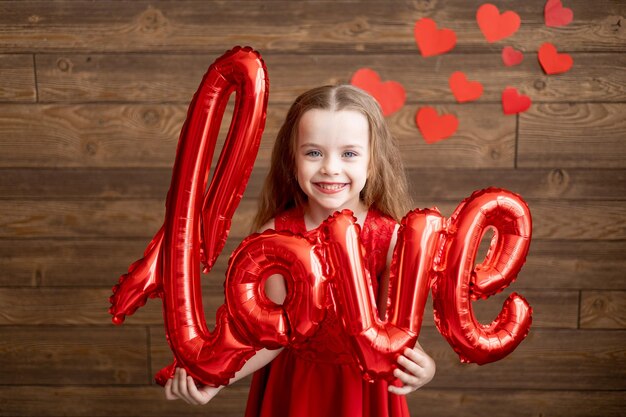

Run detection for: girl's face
[[295, 108, 370, 215]]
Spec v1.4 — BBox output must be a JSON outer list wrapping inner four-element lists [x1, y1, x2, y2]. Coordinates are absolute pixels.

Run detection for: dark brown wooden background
[[1, 1, 624, 416]]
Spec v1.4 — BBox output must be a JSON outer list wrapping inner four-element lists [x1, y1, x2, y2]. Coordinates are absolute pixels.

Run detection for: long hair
[[251, 85, 413, 232]]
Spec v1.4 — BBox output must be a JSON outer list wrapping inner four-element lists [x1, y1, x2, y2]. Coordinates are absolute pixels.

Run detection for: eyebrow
[[299, 142, 365, 150]]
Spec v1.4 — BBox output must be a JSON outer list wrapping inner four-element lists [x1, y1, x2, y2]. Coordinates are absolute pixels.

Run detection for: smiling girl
[[164, 85, 436, 417]]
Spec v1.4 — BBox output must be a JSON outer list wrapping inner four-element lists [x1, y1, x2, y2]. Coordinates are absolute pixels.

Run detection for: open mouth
[[314, 183, 348, 193]]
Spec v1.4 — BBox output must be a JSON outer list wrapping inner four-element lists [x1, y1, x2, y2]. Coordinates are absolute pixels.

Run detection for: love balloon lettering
[[108, 47, 533, 387]]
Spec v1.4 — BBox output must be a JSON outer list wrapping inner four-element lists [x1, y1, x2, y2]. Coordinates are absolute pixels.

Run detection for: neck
[[303, 201, 368, 229]]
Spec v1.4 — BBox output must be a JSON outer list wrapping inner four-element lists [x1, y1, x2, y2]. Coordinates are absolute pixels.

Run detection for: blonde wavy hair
[[251, 85, 413, 233]]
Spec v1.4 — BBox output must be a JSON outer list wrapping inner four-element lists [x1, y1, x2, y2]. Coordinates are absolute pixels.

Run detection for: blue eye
[[343, 151, 358, 158], [306, 150, 322, 157]]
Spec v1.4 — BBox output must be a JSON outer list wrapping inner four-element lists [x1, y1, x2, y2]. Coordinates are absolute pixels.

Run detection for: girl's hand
[[388, 341, 436, 396], [164, 367, 223, 405]]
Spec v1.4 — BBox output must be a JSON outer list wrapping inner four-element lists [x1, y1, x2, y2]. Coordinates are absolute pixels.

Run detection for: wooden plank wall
[[0, 1, 624, 416]]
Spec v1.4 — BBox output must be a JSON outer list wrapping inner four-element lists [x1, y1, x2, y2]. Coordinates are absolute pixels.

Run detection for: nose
[[321, 155, 341, 176]]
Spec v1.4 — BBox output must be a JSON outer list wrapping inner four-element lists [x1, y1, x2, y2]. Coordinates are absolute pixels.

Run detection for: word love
[[108, 47, 532, 388], [225, 188, 532, 384]]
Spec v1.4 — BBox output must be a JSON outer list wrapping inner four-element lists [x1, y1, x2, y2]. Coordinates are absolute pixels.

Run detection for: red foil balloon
[[225, 230, 328, 349], [431, 188, 533, 364], [108, 46, 269, 386], [109, 47, 532, 384], [322, 210, 445, 382]]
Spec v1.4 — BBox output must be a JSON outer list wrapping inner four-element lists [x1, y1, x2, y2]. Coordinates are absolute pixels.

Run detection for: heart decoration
[[414, 18, 457, 57], [449, 71, 483, 103], [351, 68, 406, 116], [477, 4, 521, 43], [545, 0, 573, 28], [538, 42, 573, 75], [501, 87, 531, 115], [502, 46, 524, 67], [415, 107, 459, 144]]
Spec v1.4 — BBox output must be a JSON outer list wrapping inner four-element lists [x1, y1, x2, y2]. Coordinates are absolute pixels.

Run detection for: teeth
[[317, 183, 346, 190]]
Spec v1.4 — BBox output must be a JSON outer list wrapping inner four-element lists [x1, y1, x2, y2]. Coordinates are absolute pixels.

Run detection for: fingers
[[164, 378, 176, 400], [403, 346, 429, 368], [187, 375, 214, 405], [388, 346, 436, 396], [393, 366, 422, 389], [388, 381, 414, 396], [398, 349, 427, 377], [164, 368, 201, 405]]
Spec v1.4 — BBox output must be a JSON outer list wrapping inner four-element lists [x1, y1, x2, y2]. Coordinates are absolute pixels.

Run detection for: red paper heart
[[414, 18, 457, 57], [538, 42, 573, 75], [502, 46, 524, 66], [501, 87, 531, 115], [545, 0, 573, 27], [415, 107, 459, 143], [351, 68, 406, 116], [449, 71, 483, 103], [476, 4, 521, 43]]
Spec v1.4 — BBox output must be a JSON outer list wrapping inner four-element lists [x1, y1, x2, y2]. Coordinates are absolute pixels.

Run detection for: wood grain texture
[[519, 103, 626, 168], [0, 1, 624, 53], [0, 287, 222, 326], [0, 0, 624, 415], [521, 240, 626, 290], [0, 386, 623, 417], [1, 198, 625, 240], [422, 289, 579, 329], [148, 327, 626, 390], [0, 238, 163, 287], [2, 238, 625, 290], [0, 102, 516, 168], [0, 287, 576, 329], [0, 326, 149, 384], [34, 53, 626, 103], [406, 389, 626, 417], [0, 384, 249, 417], [0, 54, 36, 102], [417, 327, 626, 390], [2, 167, 625, 201], [580, 290, 626, 329]]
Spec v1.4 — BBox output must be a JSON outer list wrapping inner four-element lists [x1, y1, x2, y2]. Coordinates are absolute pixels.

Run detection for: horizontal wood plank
[[519, 103, 626, 168], [1, 1, 624, 53], [0, 238, 161, 287], [419, 327, 626, 390], [408, 199, 626, 240], [2, 238, 625, 290], [0, 384, 252, 417], [1, 167, 626, 201], [580, 290, 626, 329], [150, 327, 626, 390], [34, 53, 626, 104], [0, 288, 577, 330], [423, 289, 579, 329], [2, 198, 625, 240], [0, 386, 623, 417], [406, 389, 626, 417], [0, 326, 148, 384], [0, 287, 221, 326], [521, 240, 626, 290], [0, 54, 36, 102], [0, 102, 517, 168]]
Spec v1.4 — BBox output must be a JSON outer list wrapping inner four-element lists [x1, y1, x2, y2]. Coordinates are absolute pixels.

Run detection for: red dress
[[245, 206, 410, 417]]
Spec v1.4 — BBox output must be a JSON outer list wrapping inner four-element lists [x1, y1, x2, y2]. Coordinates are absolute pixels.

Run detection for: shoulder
[[257, 218, 275, 233]]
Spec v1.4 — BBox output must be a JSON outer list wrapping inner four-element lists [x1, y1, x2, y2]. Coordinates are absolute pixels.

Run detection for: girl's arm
[[379, 223, 436, 396], [164, 347, 283, 405], [165, 219, 287, 405]]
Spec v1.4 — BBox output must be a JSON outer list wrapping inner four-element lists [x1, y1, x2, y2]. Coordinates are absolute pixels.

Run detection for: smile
[[314, 183, 348, 194]]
